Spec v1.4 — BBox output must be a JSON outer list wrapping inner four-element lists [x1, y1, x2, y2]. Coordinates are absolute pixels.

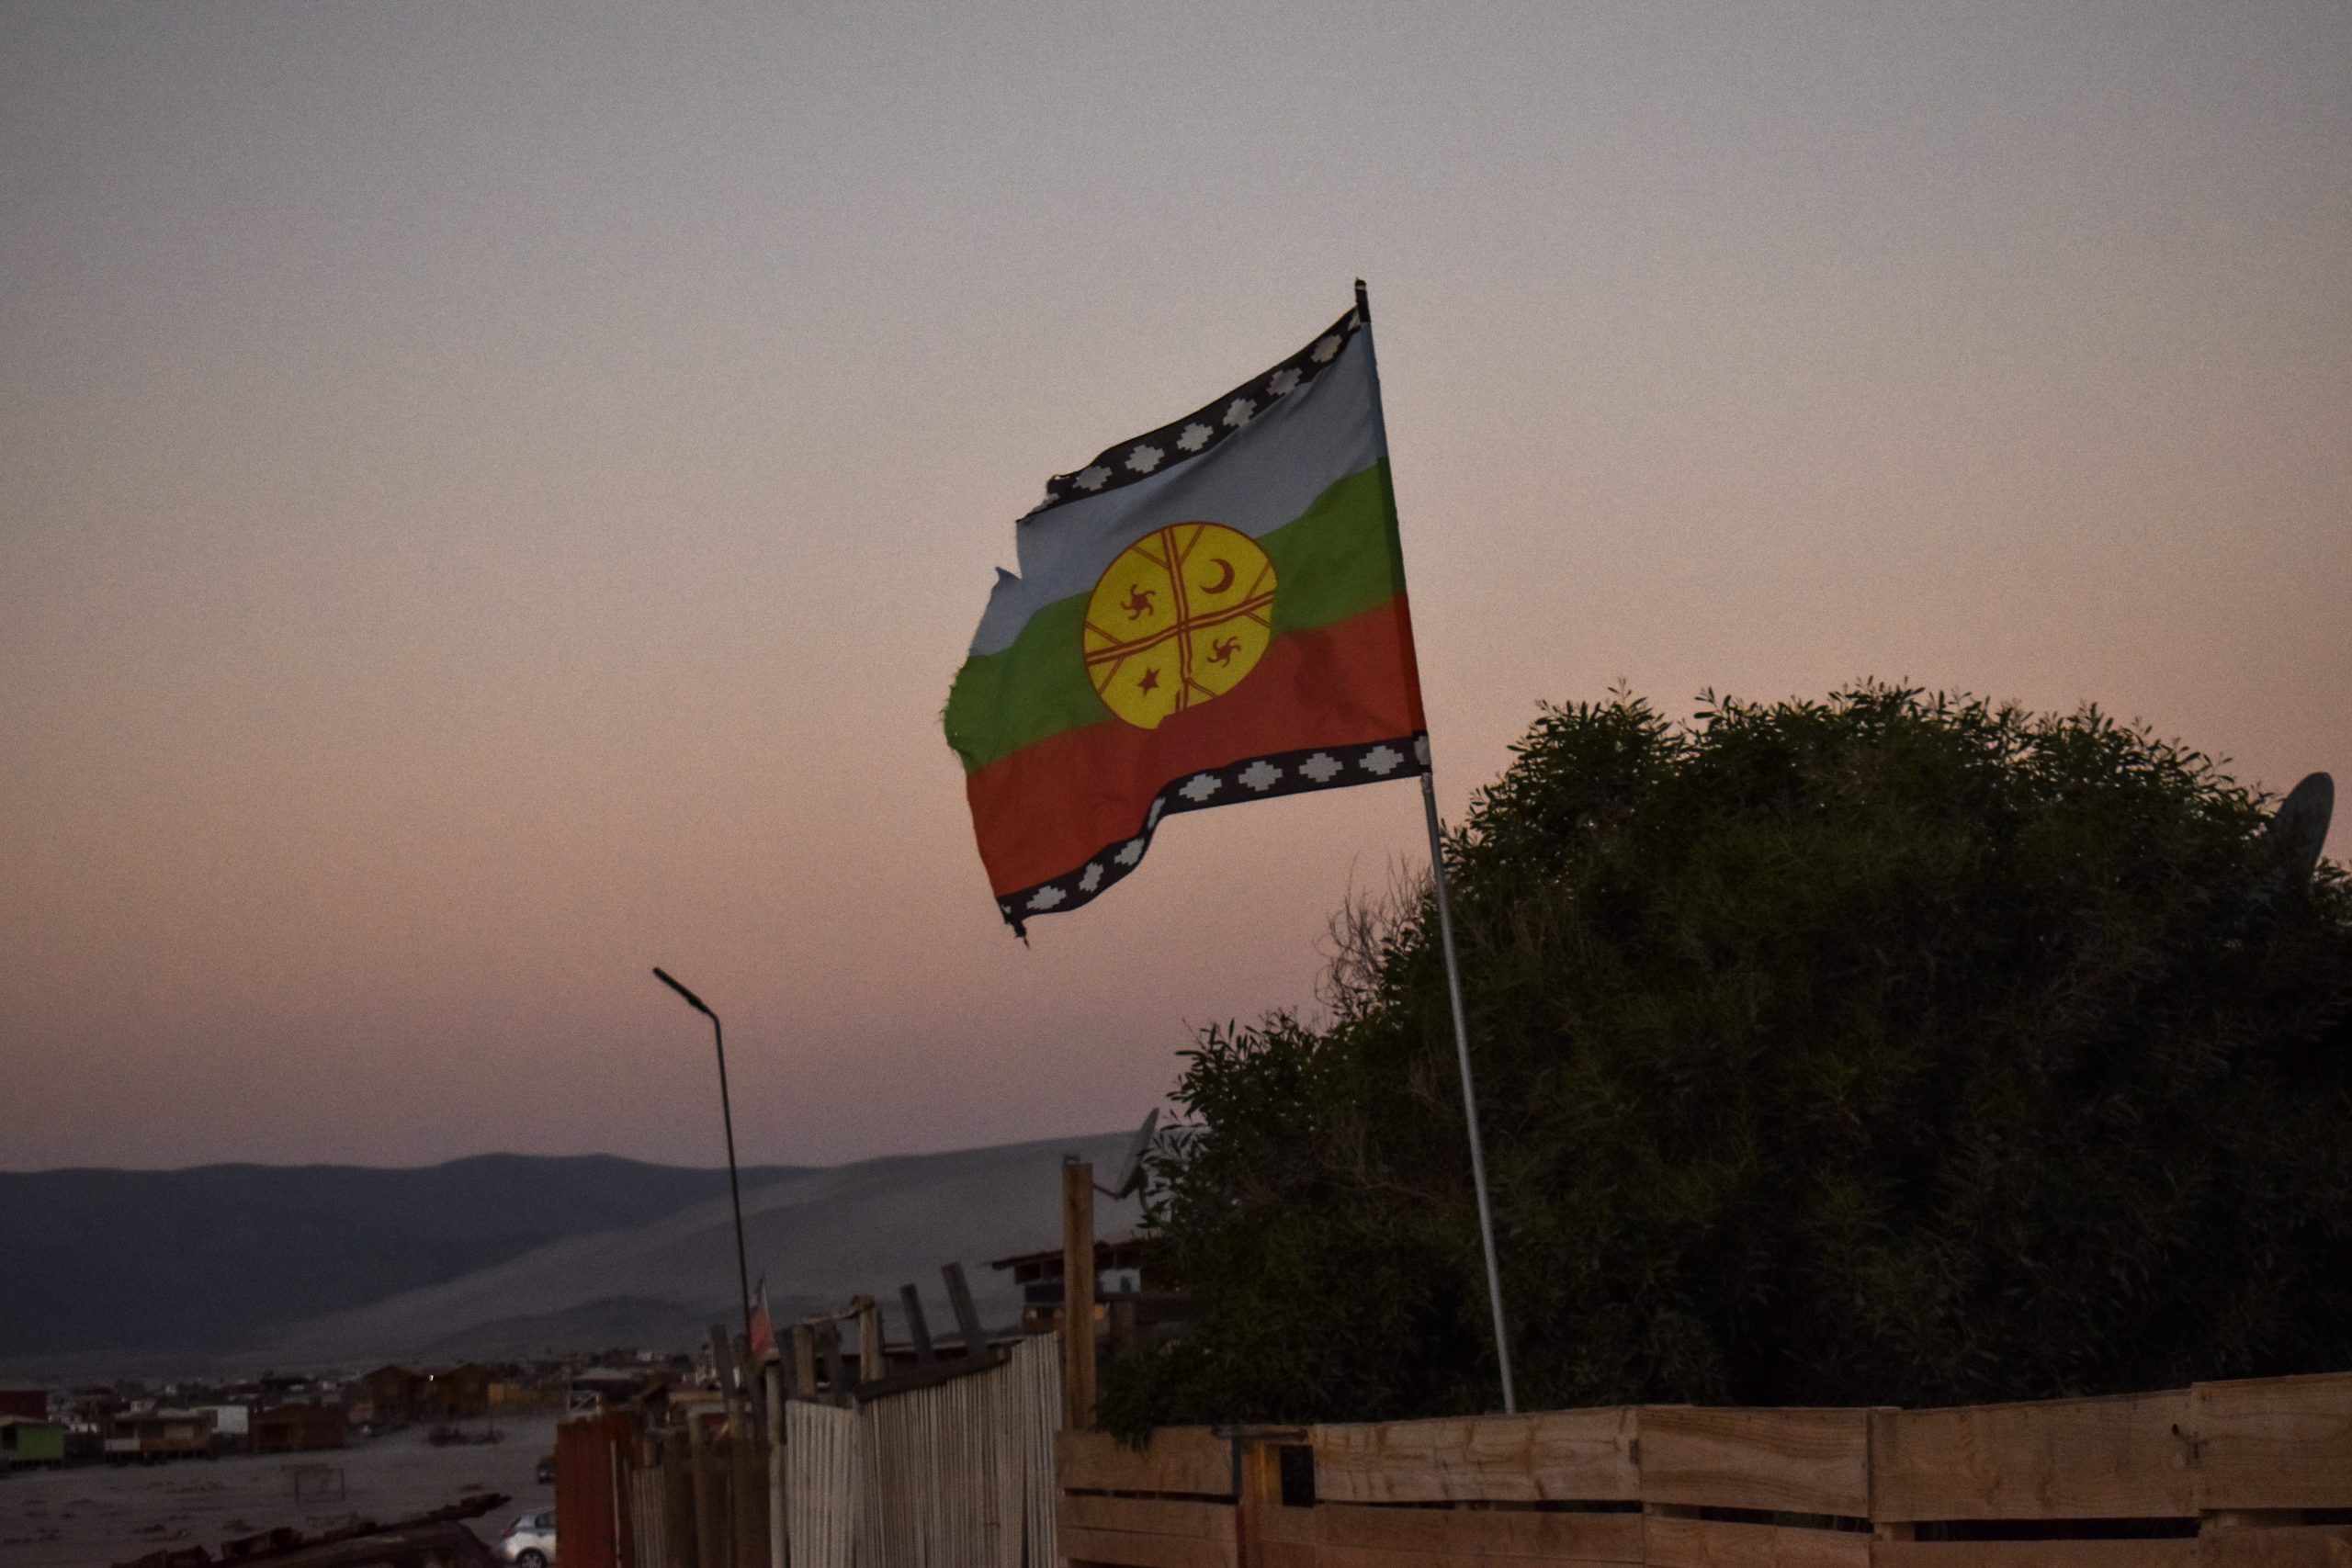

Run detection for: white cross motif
[[1222, 398, 1255, 428], [1176, 423, 1213, 453], [1115, 838, 1145, 866], [1148, 799, 1165, 828], [1180, 773, 1223, 804], [1238, 760, 1282, 793], [1267, 367, 1302, 397], [1300, 752, 1342, 784], [1415, 736, 1430, 766], [1126, 445, 1164, 474], [1027, 886, 1067, 912], [1079, 863, 1103, 893], [1310, 334, 1342, 363], [1361, 745, 1402, 776], [1074, 466, 1111, 491]]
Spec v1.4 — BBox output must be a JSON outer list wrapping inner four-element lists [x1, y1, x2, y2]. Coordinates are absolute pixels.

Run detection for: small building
[[106, 1408, 214, 1463], [253, 1402, 348, 1452], [0, 1385, 49, 1421], [990, 1229, 1191, 1355], [198, 1404, 252, 1453], [358, 1364, 424, 1427], [426, 1363, 495, 1419], [565, 1364, 674, 1415], [0, 1415, 66, 1470]]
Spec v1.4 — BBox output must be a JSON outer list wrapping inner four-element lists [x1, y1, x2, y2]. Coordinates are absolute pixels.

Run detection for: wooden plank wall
[[1059, 1427, 1241, 1568], [1057, 1371, 2352, 1568]]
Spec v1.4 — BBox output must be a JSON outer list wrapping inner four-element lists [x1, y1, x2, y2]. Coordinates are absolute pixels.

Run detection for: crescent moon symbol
[[1203, 558, 1236, 593]]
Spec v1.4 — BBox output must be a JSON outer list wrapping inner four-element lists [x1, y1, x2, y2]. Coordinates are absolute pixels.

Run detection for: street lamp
[[652, 966, 755, 1384]]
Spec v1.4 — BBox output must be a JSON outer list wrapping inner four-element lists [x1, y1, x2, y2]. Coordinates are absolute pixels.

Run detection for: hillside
[[0, 1154, 804, 1368], [249, 1133, 1142, 1368], [1, 1135, 1139, 1377]]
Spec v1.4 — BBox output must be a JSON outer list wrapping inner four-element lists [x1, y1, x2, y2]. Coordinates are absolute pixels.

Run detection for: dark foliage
[[1100, 685, 2352, 1433]]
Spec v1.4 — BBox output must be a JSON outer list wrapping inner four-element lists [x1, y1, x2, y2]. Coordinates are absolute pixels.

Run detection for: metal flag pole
[[1356, 277, 1518, 1415], [1420, 771, 1518, 1415]]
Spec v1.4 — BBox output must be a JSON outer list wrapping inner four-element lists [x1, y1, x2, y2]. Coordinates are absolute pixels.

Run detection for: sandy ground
[[0, 1413, 561, 1568]]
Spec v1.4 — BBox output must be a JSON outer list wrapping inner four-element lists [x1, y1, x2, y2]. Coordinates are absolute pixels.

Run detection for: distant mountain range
[[0, 1137, 1138, 1380]]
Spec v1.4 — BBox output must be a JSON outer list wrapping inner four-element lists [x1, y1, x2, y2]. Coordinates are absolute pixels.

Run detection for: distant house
[[428, 1363, 495, 1419], [989, 1230, 1188, 1355], [198, 1403, 252, 1453], [359, 1364, 423, 1426], [486, 1371, 546, 1411], [0, 1415, 66, 1470], [253, 1403, 347, 1452], [566, 1366, 668, 1413], [106, 1408, 214, 1464]]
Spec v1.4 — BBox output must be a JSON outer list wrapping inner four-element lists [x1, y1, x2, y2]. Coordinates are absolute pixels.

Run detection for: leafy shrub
[[1100, 685, 2351, 1433]]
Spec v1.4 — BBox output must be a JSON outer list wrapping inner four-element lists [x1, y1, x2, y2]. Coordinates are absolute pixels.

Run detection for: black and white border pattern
[[999, 731, 1429, 936], [1023, 304, 1365, 521]]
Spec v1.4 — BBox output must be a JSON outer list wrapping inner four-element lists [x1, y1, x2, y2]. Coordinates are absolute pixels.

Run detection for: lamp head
[[652, 966, 714, 1018]]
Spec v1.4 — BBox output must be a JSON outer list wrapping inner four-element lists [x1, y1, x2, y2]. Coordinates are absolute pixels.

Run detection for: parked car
[[499, 1508, 556, 1566]]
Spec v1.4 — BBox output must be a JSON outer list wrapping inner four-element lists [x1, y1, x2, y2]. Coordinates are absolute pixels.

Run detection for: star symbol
[[1137, 668, 1159, 694]]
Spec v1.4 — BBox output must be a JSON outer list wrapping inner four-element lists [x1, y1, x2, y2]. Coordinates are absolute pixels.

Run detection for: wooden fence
[[1058, 1371, 2352, 1567], [853, 1329, 1064, 1567], [572, 1328, 1066, 1567], [786, 1400, 863, 1568]]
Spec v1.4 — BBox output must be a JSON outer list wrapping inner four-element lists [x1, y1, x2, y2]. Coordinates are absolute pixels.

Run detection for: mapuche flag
[[945, 292, 1430, 934]]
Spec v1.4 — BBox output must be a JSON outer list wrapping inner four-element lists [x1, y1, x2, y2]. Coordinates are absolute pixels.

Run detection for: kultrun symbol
[[1084, 522, 1276, 730]]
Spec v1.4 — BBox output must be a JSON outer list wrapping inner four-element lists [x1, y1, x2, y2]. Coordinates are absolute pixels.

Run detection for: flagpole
[[1419, 772, 1518, 1415], [1355, 277, 1518, 1415]]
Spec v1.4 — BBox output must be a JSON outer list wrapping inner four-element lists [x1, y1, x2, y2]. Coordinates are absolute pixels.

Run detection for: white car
[[498, 1508, 557, 1566]]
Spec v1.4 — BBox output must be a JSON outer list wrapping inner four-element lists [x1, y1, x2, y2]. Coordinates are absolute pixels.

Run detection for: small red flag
[[748, 1282, 776, 1362]]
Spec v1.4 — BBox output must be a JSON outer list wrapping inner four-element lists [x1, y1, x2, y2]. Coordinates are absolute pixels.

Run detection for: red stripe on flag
[[965, 597, 1427, 897]]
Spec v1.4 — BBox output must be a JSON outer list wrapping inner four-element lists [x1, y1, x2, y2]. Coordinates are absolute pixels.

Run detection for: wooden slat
[[1642, 1514, 1870, 1567], [1253, 1550, 1518, 1568], [2199, 1524, 2352, 1567], [1868, 1390, 2194, 1522], [1872, 1542, 2198, 1567], [1060, 1427, 1234, 1497], [1640, 1408, 1872, 1518], [2192, 1372, 2352, 1513], [1060, 1521, 1238, 1568], [1250, 1546, 1321, 1568], [1060, 1495, 1238, 1541], [1311, 1409, 1640, 1505], [1254, 1499, 1644, 1562]]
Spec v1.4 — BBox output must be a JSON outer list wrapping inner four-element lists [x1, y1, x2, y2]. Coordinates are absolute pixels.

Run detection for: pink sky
[[4, 1, 2346, 1171]]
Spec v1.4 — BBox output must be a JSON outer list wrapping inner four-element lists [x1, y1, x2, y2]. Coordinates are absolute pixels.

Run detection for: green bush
[[1099, 685, 2351, 1434]]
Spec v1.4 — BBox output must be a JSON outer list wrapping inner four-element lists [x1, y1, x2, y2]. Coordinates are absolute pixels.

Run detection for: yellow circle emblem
[[1083, 523, 1277, 730]]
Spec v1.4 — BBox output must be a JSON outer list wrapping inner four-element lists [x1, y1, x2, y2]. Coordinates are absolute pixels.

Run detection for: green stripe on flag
[[1262, 461, 1408, 637], [944, 462, 1402, 773]]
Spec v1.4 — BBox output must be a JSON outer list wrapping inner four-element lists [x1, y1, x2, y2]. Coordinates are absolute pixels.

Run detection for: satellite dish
[[1106, 1108, 1160, 1201], [2266, 773, 2334, 890]]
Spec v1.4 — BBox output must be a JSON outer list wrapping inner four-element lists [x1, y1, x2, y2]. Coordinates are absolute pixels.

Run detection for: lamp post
[[652, 966, 756, 1382]]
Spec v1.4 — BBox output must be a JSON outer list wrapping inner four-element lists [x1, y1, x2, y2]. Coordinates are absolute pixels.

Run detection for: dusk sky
[[5, 1, 2346, 1173]]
